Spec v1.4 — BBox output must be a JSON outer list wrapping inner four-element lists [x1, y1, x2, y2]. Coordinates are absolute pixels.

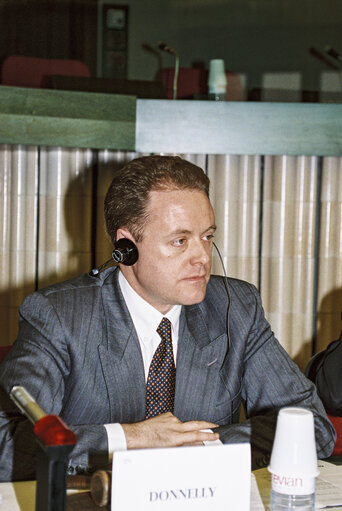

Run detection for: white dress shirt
[[104, 270, 181, 458]]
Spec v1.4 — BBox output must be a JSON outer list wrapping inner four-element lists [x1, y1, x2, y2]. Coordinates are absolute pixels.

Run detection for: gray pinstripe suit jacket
[[0, 267, 336, 481]]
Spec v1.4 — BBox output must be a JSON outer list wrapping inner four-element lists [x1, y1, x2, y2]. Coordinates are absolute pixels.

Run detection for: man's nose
[[190, 239, 211, 265]]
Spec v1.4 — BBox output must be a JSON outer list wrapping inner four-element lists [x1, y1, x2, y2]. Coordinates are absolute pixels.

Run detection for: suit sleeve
[[215, 281, 336, 469], [0, 291, 108, 482]]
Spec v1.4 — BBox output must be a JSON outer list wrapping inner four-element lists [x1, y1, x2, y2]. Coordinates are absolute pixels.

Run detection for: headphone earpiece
[[112, 238, 139, 266], [89, 238, 138, 276]]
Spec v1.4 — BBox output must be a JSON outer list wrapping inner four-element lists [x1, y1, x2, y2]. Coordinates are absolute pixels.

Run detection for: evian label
[[271, 473, 315, 496]]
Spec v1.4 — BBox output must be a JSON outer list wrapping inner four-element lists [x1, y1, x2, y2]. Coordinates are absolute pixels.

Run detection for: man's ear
[[113, 229, 139, 266], [116, 228, 136, 243]]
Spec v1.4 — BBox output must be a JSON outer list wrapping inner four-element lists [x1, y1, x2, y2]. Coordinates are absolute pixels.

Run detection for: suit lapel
[[174, 304, 229, 421], [98, 269, 146, 423]]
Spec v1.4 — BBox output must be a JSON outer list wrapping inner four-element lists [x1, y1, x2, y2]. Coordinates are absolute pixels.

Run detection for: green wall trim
[[136, 100, 342, 156], [0, 85, 136, 150], [1, 86, 342, 156]]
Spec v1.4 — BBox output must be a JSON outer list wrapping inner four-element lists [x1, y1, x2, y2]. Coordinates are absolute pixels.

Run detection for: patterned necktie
[[145, 317, 176, 419]]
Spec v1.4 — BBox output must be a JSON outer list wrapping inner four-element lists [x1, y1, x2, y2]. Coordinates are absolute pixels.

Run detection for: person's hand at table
[[122, 412, 219, 449]]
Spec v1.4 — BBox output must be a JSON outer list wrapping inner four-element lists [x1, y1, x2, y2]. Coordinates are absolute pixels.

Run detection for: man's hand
[[122, 412, 219, 449]]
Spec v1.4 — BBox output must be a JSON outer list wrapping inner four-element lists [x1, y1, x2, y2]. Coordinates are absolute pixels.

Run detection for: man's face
[[120, 188, 216, 314]]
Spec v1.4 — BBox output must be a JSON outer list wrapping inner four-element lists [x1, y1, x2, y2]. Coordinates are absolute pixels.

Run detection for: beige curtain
[[207, 154, 261, 287], [261, 156, 319, 369], [37, 146, 94, 289], [0, 145, 38, 344]]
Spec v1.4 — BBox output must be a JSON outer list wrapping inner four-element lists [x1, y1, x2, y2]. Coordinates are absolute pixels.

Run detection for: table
[[2, 460, 342, 511]]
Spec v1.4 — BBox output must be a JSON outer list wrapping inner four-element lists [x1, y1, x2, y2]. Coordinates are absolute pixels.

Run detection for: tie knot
[[157, 317, 172, 340]]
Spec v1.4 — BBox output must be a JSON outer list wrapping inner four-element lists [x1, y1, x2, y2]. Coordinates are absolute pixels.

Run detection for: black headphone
[[111, 238, 139, 265], [89, 238, 138, 277]]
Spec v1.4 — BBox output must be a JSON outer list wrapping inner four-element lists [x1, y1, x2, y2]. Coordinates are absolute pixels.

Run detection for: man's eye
[[173, 238, 186, 247], [203, 234, 215, 241]]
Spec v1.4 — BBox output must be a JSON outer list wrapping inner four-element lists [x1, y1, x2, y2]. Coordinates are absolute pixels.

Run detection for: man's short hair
[[104, 155, 210, 243]]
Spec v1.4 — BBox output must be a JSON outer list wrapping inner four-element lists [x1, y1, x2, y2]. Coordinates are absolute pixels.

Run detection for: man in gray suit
[[0, 155, 336, 481]]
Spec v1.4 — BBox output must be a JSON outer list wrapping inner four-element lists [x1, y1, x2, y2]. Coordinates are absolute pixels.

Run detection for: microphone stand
[[324, 46, 342, 98], [10, 386, 77, 511], [172, 51, 179, 100], [158, 42, 179, 99]]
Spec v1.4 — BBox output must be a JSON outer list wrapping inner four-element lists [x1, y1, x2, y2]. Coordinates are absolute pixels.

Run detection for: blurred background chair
[[306, 344, 342, 456], [326, 415, 342, 455], [1, 55, 90, 88], [160, 67, 207, 99], [0, 345, 12, 363]]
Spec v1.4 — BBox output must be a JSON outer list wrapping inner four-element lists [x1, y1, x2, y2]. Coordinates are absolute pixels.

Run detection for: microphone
[[10, 385, 77, 445], [158, 41, 179, 99], [89, 238, 139, 277], [309, 46, 340, 70], [158, 41, 177, 56], [10, 385, 46, 425], [325, 45, 342, 63]]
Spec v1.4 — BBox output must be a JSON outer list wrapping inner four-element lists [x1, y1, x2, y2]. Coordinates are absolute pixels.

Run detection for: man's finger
[[180, 420, 219, 432]]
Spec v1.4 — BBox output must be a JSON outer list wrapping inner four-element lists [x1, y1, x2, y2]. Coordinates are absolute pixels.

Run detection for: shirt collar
[[118, 270, 181, 339]]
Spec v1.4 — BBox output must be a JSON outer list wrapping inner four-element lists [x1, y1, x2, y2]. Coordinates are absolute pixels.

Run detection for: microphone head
[[158, 41, 168, 51], [157, 41, 177, 55], [112, 238, 138, 266], [325, 45, 340, 60]]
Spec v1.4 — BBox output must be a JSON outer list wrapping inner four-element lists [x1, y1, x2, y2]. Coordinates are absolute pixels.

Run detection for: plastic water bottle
[[270, 489, 315, 510], [268, 408, 318, 511]]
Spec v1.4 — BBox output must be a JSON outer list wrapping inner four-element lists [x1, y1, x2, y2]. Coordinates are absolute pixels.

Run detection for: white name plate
[[111, 443, 251, 510]]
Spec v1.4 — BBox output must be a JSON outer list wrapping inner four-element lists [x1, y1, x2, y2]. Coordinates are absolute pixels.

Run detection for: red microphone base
[[34, 415, 77, 511]]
